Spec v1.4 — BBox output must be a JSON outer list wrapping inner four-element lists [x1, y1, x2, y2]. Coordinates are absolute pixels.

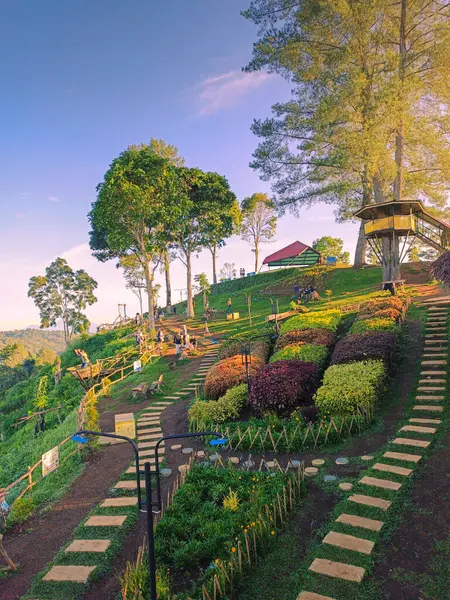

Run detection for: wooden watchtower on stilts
[[355, 200, 450, 293]]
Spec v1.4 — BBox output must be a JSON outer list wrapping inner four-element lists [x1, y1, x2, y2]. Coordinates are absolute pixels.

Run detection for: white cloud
[[48, 196, 60, 202], [197, 70, 273, 116]]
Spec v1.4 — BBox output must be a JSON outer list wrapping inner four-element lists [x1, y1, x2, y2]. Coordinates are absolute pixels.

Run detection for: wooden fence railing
[[190, 408, 373, 454], [1, 345, 158, 506]]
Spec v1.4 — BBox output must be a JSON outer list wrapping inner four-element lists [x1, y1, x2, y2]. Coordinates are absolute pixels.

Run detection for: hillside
[[0, 329, 66, 356]]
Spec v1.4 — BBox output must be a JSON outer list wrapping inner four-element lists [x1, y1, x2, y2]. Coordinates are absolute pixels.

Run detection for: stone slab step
[[419, 379, 446, 384], [400, 425, 436, 434], [416, 395, 444, 401], [392, 437, 430, 448], [84, 515, 127, 527], [151, 401, 172, 406], [421, 361, 447, 365], [383, 451, 422, 463], [297, 592, 336, 600], [323, 531, 374, 555], [114, 480, 144, 489], [139, 433, 162, 441], [308, 558, 365, 583], [164, 396, 181, 400], [423, 354, 447, 358], [360, 476, 401, 491], [413, 404, 444, 412], [417, 386, 445, 391], [139, 449, 164, 458], [336, 513, 384, 532], [100, 497, 138, 507], [174, 391, 191, 396], [348, 494, 391, 511], [43, 565, 96, 583], [409, 418, 442, 424], [65, 539, 111, 553], [421, 370, 447, 375], [373, 462, 412, 477], [138, 428, 162, 435], [424, 335, 447, 339], [137, 418, 160, 424]]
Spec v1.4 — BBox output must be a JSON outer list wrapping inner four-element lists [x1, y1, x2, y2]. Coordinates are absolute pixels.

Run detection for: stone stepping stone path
[[65, 539, 111, 553], [335, 457, 349, 465], [338, 483, 353, 491], [85, 515, 127, 527], [43, 565, 96, 583], [100, 497, 138, 507], [296, 304, 448, 600], [312, 458, 325, 466], [324, 475, 337, 482], [305, 467, 318, 476]]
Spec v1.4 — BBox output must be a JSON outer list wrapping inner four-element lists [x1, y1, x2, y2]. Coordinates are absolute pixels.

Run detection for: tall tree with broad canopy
[[89, 145, 183, 331], [240, 193, 277, 271], [148, 138, 186, 306], [171, 168, 238, 318], [28, 258, 97, 342], [242, 0, 450, 280], [312, 237, 350, 264]]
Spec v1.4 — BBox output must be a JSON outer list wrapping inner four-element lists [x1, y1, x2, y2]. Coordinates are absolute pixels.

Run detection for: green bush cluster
[[315, 359, 386, 415], [270, 344, 329, 368], [188, 384, 248, 426], [350, 317, 400, 334], [217, 339, 271, 363], [280, 310, 341, 335]]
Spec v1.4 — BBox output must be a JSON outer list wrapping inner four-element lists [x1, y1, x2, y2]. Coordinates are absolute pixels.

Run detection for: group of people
[[293, 284, 320, 302], [173, 325, 197, 357]]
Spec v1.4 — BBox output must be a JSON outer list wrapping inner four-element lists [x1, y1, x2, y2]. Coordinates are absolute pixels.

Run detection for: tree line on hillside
[[242, 0, 450, 281], [88, 139, 281, 330]]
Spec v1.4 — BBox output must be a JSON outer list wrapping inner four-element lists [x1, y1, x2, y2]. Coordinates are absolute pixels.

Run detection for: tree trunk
[[353, 222, 367, 267], [164, 250, 172, 308], [186, 250, 194, 318], [254, 244, 259, 272], [211, 244, 218, 285], [138, 289, 143, 317], [143, 259, 155, 331], [382, 236, 401, 282]]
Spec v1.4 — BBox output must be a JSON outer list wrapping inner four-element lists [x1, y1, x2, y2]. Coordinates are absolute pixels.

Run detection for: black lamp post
[[73, 429, 226, 600], [227, 333, 278, 391]]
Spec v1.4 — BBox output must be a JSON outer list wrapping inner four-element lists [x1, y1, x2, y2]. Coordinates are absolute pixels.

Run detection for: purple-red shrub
[[248, 360, 318, 416], [330, 331, 398, 366], [274, 329, 335, 352], [204, 355, 264, 400]]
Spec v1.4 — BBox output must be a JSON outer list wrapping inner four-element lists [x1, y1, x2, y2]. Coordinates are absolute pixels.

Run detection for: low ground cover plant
[[249, 360, 318, 416], [274, 329, 335, 351], [188, 384, 248, 426], [154, 464, 293, 597], [280, 310, 341, 335], [270, 344, 329, 369], [350, 317, 400, 334], [359, 296, 408, 317], [331, 331, 398, 366], [204, 355, 264, 400], [315, 359, 386, 415]]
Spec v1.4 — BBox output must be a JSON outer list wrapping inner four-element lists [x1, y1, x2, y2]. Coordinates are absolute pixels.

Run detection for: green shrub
[[350, 317, 400, 334], [315, 359, 386, 415], [204, 356, 263, 400], [8, 496, 34, 525], [188, 384, 248, 425], [270, 344, 329, 368], [280, 310, 341, 335]]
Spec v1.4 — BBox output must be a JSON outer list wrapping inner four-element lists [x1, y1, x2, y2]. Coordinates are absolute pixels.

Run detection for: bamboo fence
[[190, 407, 373, 453]]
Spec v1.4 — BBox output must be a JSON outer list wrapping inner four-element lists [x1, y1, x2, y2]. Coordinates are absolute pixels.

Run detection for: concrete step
[[372, 462, 413, 477], [348, 494, 391, 511], [360, 476, 401, 491], [383, 451, 422, 463], [409, 418, 442, 424], [400, 425, 436, 434], [322, 531, 374, 555], [392, 437, 430, 448], [308, 558, 365, 583], [336, 513, 384, 532], [84, 515, 127, 526], [100, 497, 138, 508], [65, 539, 111, 553], [416, 395, 444, 401], [297, 592, 336, 600], [43, 565, 96, 583], [413, 405, 444, 412]]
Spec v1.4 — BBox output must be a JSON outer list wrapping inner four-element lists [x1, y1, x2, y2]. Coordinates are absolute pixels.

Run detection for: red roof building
[[263, 241, 321, 268]]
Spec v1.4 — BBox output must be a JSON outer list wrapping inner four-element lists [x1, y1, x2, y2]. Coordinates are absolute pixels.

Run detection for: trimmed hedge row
[[217, 339, 271, 363], [248, 360, 319, 416], [315, 359, 386, 415], [280, 310, 341, 334], [204, 355, 264, 400], [331, 331, 398, 366], [350, 295, 409, 334], [188, 384, 248, 426], [270, 344, 329, 369], [274, 328, 335, 351]]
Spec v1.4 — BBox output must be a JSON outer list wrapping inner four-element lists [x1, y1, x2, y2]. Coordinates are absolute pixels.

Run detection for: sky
[[0, 0, 359, 331]]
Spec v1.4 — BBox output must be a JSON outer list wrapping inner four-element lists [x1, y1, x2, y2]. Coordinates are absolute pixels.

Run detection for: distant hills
[[0, 329, 66, 356]]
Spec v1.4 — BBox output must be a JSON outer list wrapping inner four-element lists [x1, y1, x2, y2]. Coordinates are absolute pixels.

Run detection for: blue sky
[[0, 0, 358, 330]]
